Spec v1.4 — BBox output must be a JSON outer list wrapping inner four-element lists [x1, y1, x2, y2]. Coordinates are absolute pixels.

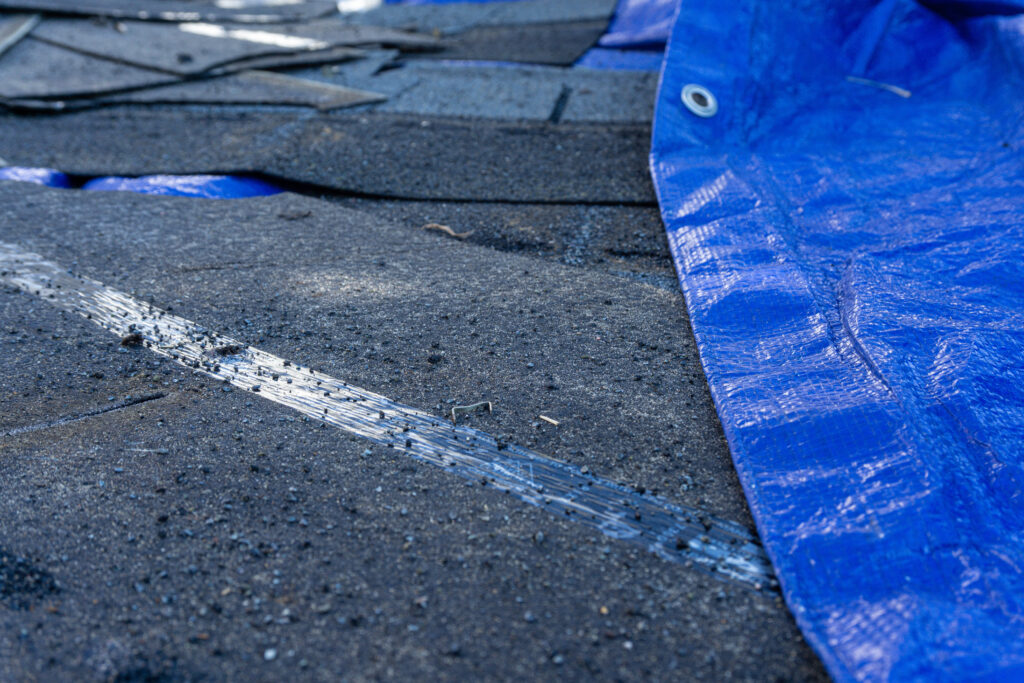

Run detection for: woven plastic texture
[[0, 167, 72, 188], [82, 175, 282, 198], [598, 0, 677, 47], [575, 46, 664, 71], [650, 1, 1024, 680], [577, 0, 678, 69]]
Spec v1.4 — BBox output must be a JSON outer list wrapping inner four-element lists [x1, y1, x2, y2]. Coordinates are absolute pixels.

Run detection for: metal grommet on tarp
[[681, 83, 717, 117]]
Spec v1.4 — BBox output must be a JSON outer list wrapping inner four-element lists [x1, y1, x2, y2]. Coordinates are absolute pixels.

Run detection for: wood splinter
[[423, 223, 473, 240]]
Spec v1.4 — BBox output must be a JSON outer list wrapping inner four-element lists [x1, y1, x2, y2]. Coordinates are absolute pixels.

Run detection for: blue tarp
[[0, 167, 72, 188], [579, 0, 680, 70], [82, 174, 282, 199], [598, 0, 677, 47], [0, 169, 283, 198], [575, 46, 665, 71], [651, 0, 1024, 680]]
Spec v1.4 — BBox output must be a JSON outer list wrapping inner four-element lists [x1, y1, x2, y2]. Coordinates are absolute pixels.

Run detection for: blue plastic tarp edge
[[650, 0, 1024, 680]]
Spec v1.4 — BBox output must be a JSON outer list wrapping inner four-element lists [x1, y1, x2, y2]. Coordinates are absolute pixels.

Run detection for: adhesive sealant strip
[[0, 241, 776, 591]]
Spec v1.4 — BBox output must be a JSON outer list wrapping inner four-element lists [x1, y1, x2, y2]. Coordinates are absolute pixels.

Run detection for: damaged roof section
[[31, 18, 439, 75], [0, 0, 628, 113], [0, 1, 656, 190], [80, 70, 387, 111], [0, 35, 178, 100], [0, 12, 436, 109], [338, 0, 617, 34], [338, 0, 617, 65], [0, 0, 337, 23], [292, 60, 658, 123], [0, 108, 656, 202]]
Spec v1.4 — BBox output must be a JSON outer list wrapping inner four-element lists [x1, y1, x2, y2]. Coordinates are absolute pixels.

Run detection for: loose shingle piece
[[0, 0, 628, 114]]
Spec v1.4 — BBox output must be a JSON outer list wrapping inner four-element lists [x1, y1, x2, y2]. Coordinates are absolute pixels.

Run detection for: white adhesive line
[[0, 242, 777, 591], [179, 23, 330, 51]]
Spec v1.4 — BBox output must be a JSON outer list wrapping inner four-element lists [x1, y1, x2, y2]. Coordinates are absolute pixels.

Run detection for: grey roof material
[[0, 182, 828, 682], [32, 17, 438, 76], [327, 198, 680, 291], [0, 109, 657, 202], [404, 18, 608, 66], [339, 0, 617, 35], [0, 4, 832, 673], [559, 68, 660, 123], [295, 61, 657, 123], [371, 65, 567, 120], [0, 37, 175, 100], [0, 37, 378, 110], [285, 48, 408, 93], [94, 70, 386, 110], [0, 0, 336, 23], [0, 13, 39, 58], [194, 44, 366, 75]]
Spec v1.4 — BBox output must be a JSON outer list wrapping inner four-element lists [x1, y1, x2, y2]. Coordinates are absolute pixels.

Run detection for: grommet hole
[[681, 84, 718, 118]]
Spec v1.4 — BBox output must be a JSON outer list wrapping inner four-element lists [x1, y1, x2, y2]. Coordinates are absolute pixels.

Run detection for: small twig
[[423, 223, 473, 240], [539, 415, 560, 426], [450, 401, 492, 425]]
